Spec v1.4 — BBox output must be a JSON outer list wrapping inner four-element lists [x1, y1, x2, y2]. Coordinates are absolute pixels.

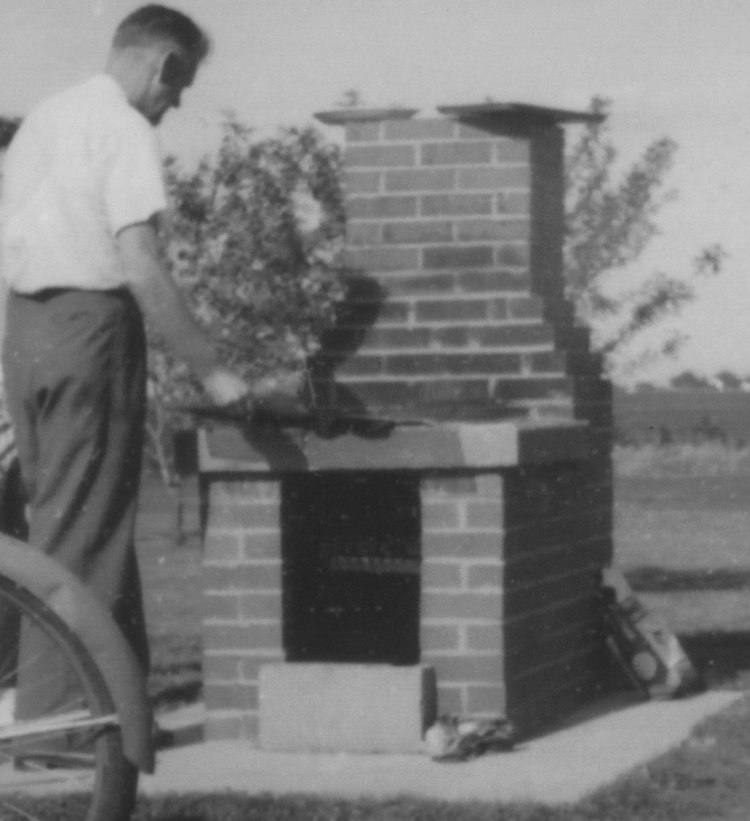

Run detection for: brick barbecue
[[196, 102, 614, 748]]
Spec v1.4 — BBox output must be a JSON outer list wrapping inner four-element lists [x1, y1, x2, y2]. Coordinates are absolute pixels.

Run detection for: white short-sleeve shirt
[[0, 74, 168, 293]]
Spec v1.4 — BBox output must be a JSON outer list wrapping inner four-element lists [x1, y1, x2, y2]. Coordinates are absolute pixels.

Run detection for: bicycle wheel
[[0, 574, 138, 821]]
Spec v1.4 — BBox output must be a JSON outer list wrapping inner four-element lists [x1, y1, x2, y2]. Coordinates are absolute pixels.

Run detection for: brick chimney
[[196, 102, 615, 748], [311, 103, 607, 431]]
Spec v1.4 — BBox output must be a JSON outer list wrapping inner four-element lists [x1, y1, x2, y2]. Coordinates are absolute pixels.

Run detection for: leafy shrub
[[146, 117, 348, 479]]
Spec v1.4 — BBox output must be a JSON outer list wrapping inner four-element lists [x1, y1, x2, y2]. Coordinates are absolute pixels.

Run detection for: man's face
[[142, 49, 197, 126]]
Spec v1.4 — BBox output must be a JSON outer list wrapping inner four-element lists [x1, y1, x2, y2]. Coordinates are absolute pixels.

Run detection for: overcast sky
[[2, 0, 750, 384]]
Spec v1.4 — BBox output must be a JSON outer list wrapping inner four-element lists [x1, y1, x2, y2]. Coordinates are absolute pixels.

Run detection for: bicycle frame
[[0, 533, 155, 773]]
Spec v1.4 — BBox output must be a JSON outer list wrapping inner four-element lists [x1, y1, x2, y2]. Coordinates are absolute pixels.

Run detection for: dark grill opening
[[281, 472, 421, 664]]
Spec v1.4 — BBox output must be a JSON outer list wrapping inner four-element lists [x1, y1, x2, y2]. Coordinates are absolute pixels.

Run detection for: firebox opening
[[281, 472, 421, 665]]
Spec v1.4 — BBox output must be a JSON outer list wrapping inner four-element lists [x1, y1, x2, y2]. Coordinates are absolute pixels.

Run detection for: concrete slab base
[[142, 690, 743, 804], [259, 663, 437, 753]]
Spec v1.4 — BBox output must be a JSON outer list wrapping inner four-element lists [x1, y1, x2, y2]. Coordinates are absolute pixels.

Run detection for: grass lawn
[[125, 444, 750, 820]]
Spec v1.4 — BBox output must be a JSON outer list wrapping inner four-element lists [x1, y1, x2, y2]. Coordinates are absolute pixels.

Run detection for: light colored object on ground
[[259, 663, 436, 753], [602, 565, 702, 698], [0, 689, 14, 726], [424, 715, 515, 760]]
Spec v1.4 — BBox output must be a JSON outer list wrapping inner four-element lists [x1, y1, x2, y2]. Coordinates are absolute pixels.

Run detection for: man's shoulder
[[32, 75, 148, 135]]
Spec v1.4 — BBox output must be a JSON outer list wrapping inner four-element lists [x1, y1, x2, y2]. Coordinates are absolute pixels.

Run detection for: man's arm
[[116, 218, 247, 405]]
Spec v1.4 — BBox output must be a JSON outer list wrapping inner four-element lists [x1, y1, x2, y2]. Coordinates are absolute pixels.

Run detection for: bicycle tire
[[0, 573, 138, 821]]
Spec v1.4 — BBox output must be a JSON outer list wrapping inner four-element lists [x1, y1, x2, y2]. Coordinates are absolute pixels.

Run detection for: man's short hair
[[113, 4, 210, 64]]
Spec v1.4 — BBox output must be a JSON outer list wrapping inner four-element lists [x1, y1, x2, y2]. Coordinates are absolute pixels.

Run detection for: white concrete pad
[[141, 690, 742, 804]]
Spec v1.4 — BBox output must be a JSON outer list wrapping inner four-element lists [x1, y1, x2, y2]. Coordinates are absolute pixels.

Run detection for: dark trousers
[[2, 288, 149, 717]]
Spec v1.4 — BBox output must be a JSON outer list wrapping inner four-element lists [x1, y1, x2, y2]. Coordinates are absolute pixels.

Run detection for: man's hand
[[201, 368, 249, 407], [250, 371, 306, 400]]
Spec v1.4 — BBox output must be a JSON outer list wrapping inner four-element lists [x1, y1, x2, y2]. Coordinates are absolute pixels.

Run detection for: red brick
[[456, 218, 530, 242], [457, 271, 530, 293], [465, 500, 503, 529], [504, 570, 600, 621], [384, 119, 455, 140], [420, 623, 461, 651], [494, 139, 531, 162], [421, 141, 492, 165], [385, 168, 455, 192], [424, 654, 503, 683], [422, 245, 493, 270], [378, 300, 413, 323], [202, 592, 240, 621], [421, 194, 492, 216], [335, 355, 384, 377], [506, 627, 601, 684], [345, 143, 416, 167], [338, 377, 492, 411], [344, 169, 381, 194], [421, 531, 501, 559], [465, 561, 503, 590], [496, 191, 531, 214], [489, 298, 508, 320], [203, 563, 282, 593], [504, 539, 606, 587], [227, 503, 280, 529], [203, 532, 241, 563], [242, 531, 281, 559], [242, 622, 283, 650], [421, 560, 462, 589], [382, 220, 453, 244], [215, 481, 279, 501], [415, 298, 488, 322], [495, 244, 529, 266], [421, 591, 502, 621], [342, 246, 420, 272], [204, 682, 258, 711], [431, 326, 469, 347], [473, 324, 554, 346], [422, 500, 461, 530], [466, 624, 502, 652], [347, 195, 418, 219], [385, 352, 520, 376], [457, 166, 530, 190], [525, 351, 567, 373], [339, 326, 431, 349], [508, 296, 544, 319], [495, 378, 572, 403], [202, 565, 240, 592], [239, 657, 276, 682], [345, 121, 381, 142], [466, 685, 506, 715], [346, 222, 382, 245], [203, 653, 242, 682], [203, 622, 283, 651], [435, 684, 464, 715], [239, 592, 283, 620], [421, 476, 478, 495]]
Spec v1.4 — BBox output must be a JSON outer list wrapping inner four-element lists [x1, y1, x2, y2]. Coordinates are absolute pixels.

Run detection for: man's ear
[[160, 51, 187, 86]]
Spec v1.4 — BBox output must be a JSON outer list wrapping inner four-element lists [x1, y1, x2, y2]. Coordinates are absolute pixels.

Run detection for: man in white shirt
[[0, 5, 251, 718]]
